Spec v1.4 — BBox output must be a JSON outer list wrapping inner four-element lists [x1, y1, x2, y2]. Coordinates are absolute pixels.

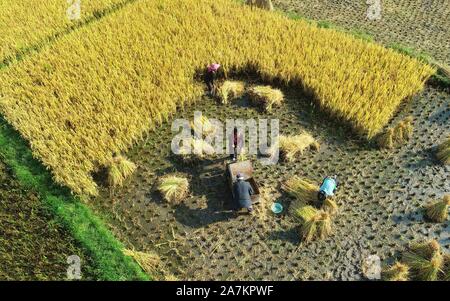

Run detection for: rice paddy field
[[272, 0, 450, 65], [0, 0, 449, 281], [0, 160, 97, 280]]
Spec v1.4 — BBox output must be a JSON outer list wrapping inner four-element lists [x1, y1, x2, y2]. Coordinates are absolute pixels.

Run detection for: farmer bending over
[[318, 175, 338, 205], [233, 173, 254, 214], [205, 63, 220, 96]]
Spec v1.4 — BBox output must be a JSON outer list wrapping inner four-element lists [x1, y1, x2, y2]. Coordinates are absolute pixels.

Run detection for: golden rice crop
[[403, 239, 443, 281], [295, 206, 332, 242], [425, 195, 450, 223], [107, 155, 136, 187], [247, 85, 284, 112], [283, 176, 318, 206], [157, 174, 189, 204], [378, 116, 414, 149], [275, 133, 317, 162], [0, 0, 434, 195], [443, 254, 450, 281], [381, 262, 409, 281], [0, 0, 126, 63], [218, 81, 245, 104]]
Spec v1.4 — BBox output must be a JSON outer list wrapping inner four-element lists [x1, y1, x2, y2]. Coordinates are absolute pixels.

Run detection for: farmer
[[233, 172, 254, 214], [205, 63, 220, 96], [318, 175, 338, 205], [229, 126, 243, 161]]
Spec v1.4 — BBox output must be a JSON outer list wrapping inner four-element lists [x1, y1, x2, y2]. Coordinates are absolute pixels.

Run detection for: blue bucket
[[271, 202, 283, 214]]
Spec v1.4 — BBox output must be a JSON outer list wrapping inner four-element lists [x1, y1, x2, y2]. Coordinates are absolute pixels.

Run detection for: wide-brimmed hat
[[208, 63, 221, 72], [237, 173, 244, 180]]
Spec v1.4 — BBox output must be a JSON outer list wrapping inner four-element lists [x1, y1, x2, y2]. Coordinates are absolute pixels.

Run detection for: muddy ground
[[273, 0, 450, 65], [91, 79, 449, 280]]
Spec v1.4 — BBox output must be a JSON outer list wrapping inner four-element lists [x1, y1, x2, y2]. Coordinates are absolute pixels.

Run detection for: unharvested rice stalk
[[283, 176, 318, 206], [190, 115, 216, 137], [123, 249, 161, 276], [157, 174, 189, 204], [0, 0, 126, 62], [425, 195, 450, 223], [381, 262, 409, 281], [247, 85, 284, 113], [436, 137, 450, 165], [322, 198, 338, 215], [0, 0, 434, 195], [296, 207, 332, 242], [107, 155, 136, 187], [276, 133, 317, 162], [403, 240, 443, 281], [218, 81, 245, 104]]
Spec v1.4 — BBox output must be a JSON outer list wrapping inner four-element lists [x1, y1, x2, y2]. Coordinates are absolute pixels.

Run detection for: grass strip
[[0, 117, 149, 280]]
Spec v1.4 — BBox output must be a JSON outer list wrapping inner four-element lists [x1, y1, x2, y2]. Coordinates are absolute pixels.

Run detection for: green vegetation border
[[0, 117, 149, 281]]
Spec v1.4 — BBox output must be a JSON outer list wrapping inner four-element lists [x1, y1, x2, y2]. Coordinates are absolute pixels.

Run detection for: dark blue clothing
[[233, 180, 254, 209]]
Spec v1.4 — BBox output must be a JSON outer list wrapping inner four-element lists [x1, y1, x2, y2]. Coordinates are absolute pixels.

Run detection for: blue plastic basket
[[271, 202, 283, 214]]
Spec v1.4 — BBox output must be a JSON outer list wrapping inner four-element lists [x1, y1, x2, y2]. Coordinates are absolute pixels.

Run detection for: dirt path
[[92, 83, 449, 280]]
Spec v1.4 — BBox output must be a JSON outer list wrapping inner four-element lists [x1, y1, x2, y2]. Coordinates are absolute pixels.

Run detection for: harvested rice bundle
[[123, 249, 161, 276], [436, 137, 450, 165], [322, 198, 338, 215], [218, 81, 245, 104], [381, 262, 409, 281], [378, 128, 395, 149], [275, 133, 317, 162], [295, 205, 318, 222], [283, 176, 318, 205], [403, 240, 443, 281], [247, 85, 284, 113], [157, 174, 189, 204], [403, 116, 414, 139], [190, 115, 216, 137], [108, 155, 137, 187], [443, 254, 450, 281], [425, 195, 450, 223], [295, 206, 332, 242], [393, 121, 406, 143], [378, 116, 413, 149]]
